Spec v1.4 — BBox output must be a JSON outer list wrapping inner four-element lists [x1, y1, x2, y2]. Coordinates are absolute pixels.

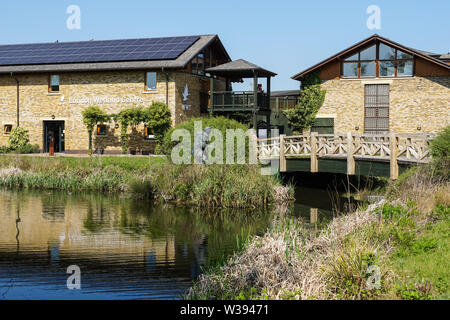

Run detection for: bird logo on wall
[[182, 83, 190, 102]]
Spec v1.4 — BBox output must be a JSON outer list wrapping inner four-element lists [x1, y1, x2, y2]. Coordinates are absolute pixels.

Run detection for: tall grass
[[0, 155, 293, 208], [151, 163, 293, 208]]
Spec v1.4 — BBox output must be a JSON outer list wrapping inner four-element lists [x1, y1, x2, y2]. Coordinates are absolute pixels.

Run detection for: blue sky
[[0, 0, 448, 90]]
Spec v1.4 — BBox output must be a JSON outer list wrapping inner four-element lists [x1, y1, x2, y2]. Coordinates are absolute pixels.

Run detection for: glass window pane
[[197, 56, 204, 75], [360, 45, 376, 60], [343, 62, 358, 77], [397, 49, 413, 59], [191, 57, 198, 74], [344, 53, 358, 61], [147, 72, 157, 90], [51, 75, 59, 86], [380, 61, 395, 77], [360, 62, 375, 77], [50, 75, 59, 92], [379, 43, 396, 60], [397, 60, 413, 76]]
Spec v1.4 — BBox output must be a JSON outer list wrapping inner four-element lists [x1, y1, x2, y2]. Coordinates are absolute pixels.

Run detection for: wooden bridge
[[257, 132, 434, 179]]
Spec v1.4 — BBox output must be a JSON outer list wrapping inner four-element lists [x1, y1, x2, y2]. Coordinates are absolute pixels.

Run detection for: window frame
[[48, 74, 60, 93], [145, 71, 158, 91], [3, 124, 12, 135], [341, 41, 414, 79], [96, 124, 108, 136]]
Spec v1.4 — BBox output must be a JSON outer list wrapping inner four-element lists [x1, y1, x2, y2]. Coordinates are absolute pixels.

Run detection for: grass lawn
[[392, 216, 449, 299]]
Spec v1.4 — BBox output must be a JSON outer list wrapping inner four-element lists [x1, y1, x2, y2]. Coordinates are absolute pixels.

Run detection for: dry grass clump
[[272, 185, 295, 205], [0, 167, 23, 178], [185, 201, 391, 300], [389, 166, 449, 215]]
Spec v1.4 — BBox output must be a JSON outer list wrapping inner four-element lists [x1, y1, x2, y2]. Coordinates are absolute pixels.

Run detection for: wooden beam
[[310, 208, 318, 224], [209, 77, 214, 116], [390, 132, 399, 180], [253, 73, 258, 130], [310, 132, 318, 173], [347, 132, 355, 175], [279, 134, 286, 172]]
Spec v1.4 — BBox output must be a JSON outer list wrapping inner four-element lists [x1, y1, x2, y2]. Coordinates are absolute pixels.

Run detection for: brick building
[[292, 34, 450, 134], [0, 34, 230, 154]]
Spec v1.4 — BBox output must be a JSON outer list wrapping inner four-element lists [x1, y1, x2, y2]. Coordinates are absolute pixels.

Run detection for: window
[[146, 72, 157, 90], [311, 118, 334, 134], [96, 124, 107, 136], [341, 41, 414, 78], [361, 62, 376, 77], [3, 124, 12, 135], [380, 61, 395, 77], [359, 45, 376, 60], [379, 43, 396, 60], [397, 60, 413, 77], [190, 52, 207, 75], [49, 75, 60, 92], [364, 84, 389, 134], [343, 62, 359, 77], [144, 125, 154, 139]]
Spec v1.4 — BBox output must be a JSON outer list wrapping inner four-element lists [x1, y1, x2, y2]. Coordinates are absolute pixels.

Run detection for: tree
[[82, 106, 108, 155], [283, 73, 326, 134], [142, 102, 172, 151]]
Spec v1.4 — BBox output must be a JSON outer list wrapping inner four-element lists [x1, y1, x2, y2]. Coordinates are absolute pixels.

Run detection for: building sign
[[60, 95, 144, 105]]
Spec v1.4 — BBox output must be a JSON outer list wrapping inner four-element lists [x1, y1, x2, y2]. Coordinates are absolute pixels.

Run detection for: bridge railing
[[256, 132, 434, 179]]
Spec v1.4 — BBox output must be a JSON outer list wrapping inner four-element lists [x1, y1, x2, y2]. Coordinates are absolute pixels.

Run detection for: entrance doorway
[[43, 121, 65, 153]]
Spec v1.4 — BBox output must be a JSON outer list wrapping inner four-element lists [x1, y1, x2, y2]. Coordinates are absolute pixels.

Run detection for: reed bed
[[0, 155, 293, 208], [151, 163, 293, 208]]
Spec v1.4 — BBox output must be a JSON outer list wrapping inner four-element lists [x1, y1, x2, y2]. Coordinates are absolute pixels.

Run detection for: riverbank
[[0, 155, 293, 208], [185, 163, 449, 300]]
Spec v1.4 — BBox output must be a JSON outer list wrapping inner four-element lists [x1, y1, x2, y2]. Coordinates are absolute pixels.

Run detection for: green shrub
[[430, 126, 450, 159], [82, 105, 109, 154], [283, 73, 326, 134], [8, 127, 30, 150], [161, 116, 250, 160], [396, 283, 432, 300], [143, 102, 172, 152], [0, 145, 10, 153], [16, 143, 40, 154], [430, 126, 450, 179]]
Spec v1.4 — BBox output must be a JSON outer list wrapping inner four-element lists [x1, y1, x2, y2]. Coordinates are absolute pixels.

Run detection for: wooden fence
[[257, 132, 434, 179]]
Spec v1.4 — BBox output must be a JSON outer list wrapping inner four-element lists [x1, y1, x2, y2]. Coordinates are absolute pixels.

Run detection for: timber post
[[279, 134, 286, 172], [253, 72, 258, 131], [389, 132, 399, 180], [209, 77, 214, 116], [310, 132, 318, 173], [347, 132, 355, 175]]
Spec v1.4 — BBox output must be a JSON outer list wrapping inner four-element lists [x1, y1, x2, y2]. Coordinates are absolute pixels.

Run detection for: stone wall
[[0, 70, 225, 153], [317, 76, 450, 134]]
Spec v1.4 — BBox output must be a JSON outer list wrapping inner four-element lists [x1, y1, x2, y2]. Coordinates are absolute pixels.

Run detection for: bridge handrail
[[256, 132, 434, 179]]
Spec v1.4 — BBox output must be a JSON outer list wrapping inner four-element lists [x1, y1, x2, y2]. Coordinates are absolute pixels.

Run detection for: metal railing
[[210, 91, 270, 111]]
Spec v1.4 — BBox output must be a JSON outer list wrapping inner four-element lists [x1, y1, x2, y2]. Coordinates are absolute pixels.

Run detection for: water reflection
[[0, 190, 273, 300], [0, 186, 343, 300]]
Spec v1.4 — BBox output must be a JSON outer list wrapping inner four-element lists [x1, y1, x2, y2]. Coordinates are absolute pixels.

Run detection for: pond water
[[0, 186, 343, 300]]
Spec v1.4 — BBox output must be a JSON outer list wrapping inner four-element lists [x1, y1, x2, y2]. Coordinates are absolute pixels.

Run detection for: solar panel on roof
[[0, 35, 200, 66]]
